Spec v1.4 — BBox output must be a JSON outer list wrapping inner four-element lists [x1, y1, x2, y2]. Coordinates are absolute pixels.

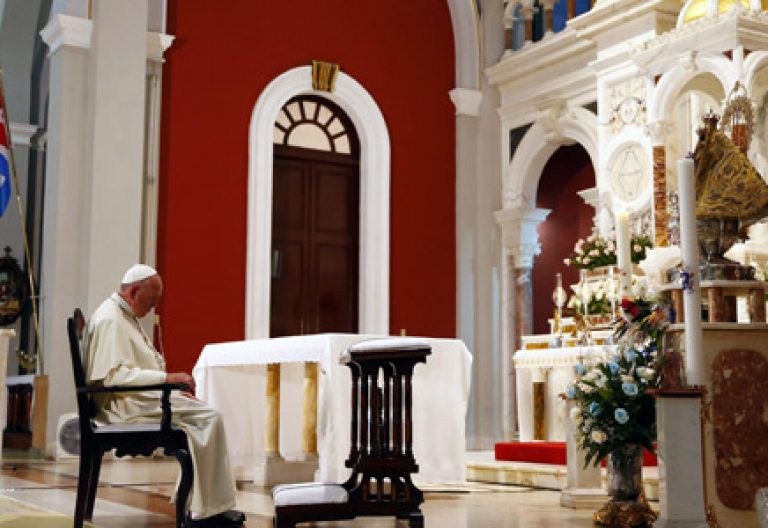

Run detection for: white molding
[[647, 54, 733, 124], [447, 0, 481, 89], [146, 32, 175, 62], [504, 106, 599, 209], [449, 88, 483, 116], [9, 122, 38, 147], [40, 14, 92, 55], [246, 66, 390, 339], [494, 207, 552, 268]]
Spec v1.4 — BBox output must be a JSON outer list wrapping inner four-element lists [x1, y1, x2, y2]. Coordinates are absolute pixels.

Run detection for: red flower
[[621, 299, 641, 318]]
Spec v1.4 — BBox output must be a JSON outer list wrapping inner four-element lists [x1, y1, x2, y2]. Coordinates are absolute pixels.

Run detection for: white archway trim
[[743, 50, 768, 93], [504, 106, 598, 208], [648, 55, 733, 123], [246, 66, 390, 339], [447, 0, 481, 89]]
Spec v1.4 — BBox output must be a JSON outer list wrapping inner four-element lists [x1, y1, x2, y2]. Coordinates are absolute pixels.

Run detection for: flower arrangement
[[565, 236, 616, 270], [567, 276, 650, 315], [567, 280, 612, 314], [564, 234, 654, 271], [564, 296, 668, 467]]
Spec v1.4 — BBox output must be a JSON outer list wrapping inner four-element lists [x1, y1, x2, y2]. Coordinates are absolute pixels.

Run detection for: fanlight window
[[273, 96, 355, 155]]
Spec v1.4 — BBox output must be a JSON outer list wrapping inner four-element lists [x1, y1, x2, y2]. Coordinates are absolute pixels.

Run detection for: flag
[[0, 93, 10, 217]]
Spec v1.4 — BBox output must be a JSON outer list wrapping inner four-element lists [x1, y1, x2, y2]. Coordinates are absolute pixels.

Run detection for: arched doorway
[[269, 95, 360, 337], [533, 144, 595, 335]]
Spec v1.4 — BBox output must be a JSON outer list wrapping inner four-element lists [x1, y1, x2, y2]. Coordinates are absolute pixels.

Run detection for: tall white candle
[[616, 211, 632, 298], [678, 157, 704, 386]]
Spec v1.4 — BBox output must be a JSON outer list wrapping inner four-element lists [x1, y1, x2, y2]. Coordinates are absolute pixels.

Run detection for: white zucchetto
[[121, 264, 158, 285]]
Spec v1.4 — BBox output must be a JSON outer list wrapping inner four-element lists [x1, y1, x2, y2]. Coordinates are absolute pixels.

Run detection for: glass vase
[[606, 443, 643, 502]]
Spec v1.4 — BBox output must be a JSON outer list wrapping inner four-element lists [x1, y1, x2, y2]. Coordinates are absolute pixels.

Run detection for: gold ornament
[[593, 498, 658, 527]]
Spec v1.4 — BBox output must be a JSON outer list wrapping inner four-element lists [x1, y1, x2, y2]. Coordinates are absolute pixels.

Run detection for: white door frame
[[246, 66, 390, 338]]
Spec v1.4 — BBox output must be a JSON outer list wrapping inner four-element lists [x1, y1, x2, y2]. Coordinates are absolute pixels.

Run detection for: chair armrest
[[80, 382, 192, 432], [79, 382, 191, 394]]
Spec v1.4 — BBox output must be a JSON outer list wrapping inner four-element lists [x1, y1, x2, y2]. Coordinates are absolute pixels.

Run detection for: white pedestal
[[561, 400, 607, 509], [0, 329, 13, 455], [654, 393, 707, 528], [251, 455, 319, 487]]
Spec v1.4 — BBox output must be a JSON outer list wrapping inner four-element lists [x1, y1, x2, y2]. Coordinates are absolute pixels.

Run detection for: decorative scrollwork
[[720, 81, 754, 151]]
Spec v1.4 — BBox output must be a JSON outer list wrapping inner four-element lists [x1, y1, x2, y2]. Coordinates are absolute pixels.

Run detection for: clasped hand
[[166, 372, 197, 399]]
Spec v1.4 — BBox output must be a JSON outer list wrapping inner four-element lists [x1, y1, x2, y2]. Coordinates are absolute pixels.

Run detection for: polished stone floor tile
[[0, 458, 607, 527]]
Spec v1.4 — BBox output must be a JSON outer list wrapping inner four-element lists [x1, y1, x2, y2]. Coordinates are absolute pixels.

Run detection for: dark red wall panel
[[533, 145, 595, 336], [158, 1, 456, 372]]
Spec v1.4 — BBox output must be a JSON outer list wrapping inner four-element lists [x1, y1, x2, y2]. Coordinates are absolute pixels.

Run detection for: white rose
[[595, 376, 606, 388], [621, 375, 634, 383], [580, 384, 595, 394], [636, 367, 655, 380], [570, 407, 581, 421], [591, 430, 607, 443]]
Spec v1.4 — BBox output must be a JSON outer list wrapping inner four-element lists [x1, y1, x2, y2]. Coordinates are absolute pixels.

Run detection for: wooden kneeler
[[273, 339, 431, 528]]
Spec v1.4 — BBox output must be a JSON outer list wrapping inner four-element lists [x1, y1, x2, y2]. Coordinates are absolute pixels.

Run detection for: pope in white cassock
[[85, 264, 245, 528]]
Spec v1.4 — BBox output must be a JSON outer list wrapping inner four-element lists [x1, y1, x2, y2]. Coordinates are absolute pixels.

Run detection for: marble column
[[302, 363, 318, 458], [653, 145, 669, 248], [264, 363, 281, 458], [496, 206, 550, 442], [515, 267, 534, 350], [253, 362, 318, 486], [531, 368, 547, 441]]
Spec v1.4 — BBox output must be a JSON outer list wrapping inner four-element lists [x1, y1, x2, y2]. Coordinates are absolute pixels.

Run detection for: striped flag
[[0, 91, 10, 217]]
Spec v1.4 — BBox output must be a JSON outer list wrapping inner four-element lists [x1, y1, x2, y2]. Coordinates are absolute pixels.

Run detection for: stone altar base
[[249, 455, 319, 488]]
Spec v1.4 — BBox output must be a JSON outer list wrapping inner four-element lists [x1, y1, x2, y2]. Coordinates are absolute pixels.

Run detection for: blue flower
[[589, 402, 601, 415], [622, 382, 639, 396], [575, 364, 586, 376], [614, 408, 629, 424], [566, 386, 576, 399], [611, 354, 620, 363], [608, 361, 620, 374], [624, 349, 637, 362]]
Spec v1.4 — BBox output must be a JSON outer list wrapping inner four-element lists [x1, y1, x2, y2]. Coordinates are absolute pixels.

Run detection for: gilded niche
[[712, 349, 768, 510]]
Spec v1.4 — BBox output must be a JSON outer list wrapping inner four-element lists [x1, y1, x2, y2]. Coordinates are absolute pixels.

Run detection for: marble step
[[466, 459, 659, 500]]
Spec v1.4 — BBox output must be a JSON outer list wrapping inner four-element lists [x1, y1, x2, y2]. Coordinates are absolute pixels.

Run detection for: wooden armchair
[[273, 338, 430, 528], [67, 308, 194, 528]]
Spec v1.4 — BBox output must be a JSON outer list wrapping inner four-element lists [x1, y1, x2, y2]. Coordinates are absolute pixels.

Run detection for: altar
[[514, 342, 612, 442], [192, 334, 472, 484]]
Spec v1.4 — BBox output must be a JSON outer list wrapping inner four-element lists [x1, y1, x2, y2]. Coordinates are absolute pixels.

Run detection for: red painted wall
[[533, 145, 595, 335], [158, 1, 456, 373]]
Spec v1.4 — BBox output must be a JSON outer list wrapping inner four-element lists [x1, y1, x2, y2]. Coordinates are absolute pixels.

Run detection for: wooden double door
[[269, 144, 359, 337]]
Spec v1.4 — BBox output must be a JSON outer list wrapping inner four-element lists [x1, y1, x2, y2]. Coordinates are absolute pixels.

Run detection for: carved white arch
[[743, 50, 768, 94], [648, 55, 733, 124], [447, 0, 481, 89], [504, 106, 599, 209], [246, 66, 390, 339]]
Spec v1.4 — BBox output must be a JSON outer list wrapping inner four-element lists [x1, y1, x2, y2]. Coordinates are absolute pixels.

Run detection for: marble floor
[[0, 455, 605, 527]]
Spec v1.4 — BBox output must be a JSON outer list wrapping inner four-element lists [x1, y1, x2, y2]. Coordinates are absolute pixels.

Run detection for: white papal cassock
[[85, 293, 237, 518]]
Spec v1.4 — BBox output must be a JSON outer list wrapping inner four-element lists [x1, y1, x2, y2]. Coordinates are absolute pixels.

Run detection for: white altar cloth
[[192, 334, 472, 484], [514, 344, 613, 442]]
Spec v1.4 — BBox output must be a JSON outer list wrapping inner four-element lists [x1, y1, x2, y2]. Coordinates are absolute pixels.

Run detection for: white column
[[142, 33, 175, 265], [40, 5, 163, 455], [40, 13, 95, 457], [85, 0, 149, 310], [616, 210, 632, 297]]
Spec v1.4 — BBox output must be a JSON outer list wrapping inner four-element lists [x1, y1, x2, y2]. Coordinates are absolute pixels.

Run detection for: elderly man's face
[[131, 275, 163, 318]]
